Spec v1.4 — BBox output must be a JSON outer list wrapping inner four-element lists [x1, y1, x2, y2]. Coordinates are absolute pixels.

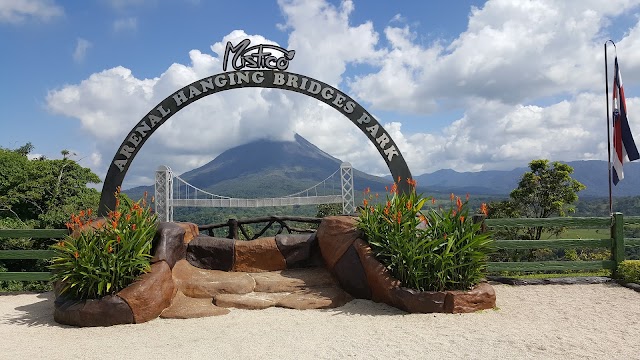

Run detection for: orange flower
[[79, 210, 85, 217], [419, 214, 428, 225], [114, 211, 122, 220], [396, 211, 402, 224], [450, 193, 455, 202], [384, 207, 390, 215], [126, 213, 131, 222], [443, 233, 448, 240], [363, 199, 368, 207], [117, 235, 121, 243], [115, 198, 121, 209], [58, 241, 65, 247], [452, 209, 457, 217], [481, 203, 488, 216], [385, 186, 389, 192], [406, 178, 417, 188], [456, 197, 463, 211], [390, 183, 398, 194], [108, 245, 113, 253], [460, 215, 465, 223], [131, 224, 137, 231], [406, 200, 412, 210], [74, 251, 79, 259], [65, 222, 72, 230], [369, 206, 374, 213], [87, 208, 93, 216], [364, 187, 371, 195], [432, 198, 436, 205], [112, 220, 118, 228]]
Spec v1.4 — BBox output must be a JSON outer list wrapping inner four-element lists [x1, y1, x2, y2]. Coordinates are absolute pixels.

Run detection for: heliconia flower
[[481, 203, 488, 216], [87, 209, 92, 216], [390, 183, 398, 194], [419, 214, 428, 224], [452, 209, 457, 217], [364, 187, 371, 194], [460, 215, 465, 223], [456, 197, 463, 211], [117, 235, 121, 243], [108, 245, 113, 253], [396, 211, 402, 224], [126, 214, 131, 221], [369, 206, 375, 213], [450, 193, 455, 201], [385, 186, 389, 192], [131, 224, 137, 231], [406, 178, 417, 188], [74, 251, 79, 259], [112, 220, 118, 228], [65, 222, 72, 230], [406, 200, 412, 210], [384, 207, 390, 215], [79, 210, 85, 217], [363, 199, 368, 207]]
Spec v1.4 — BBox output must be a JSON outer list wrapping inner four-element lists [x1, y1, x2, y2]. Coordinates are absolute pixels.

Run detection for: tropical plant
[[357, 180, 493, 292], [50, 189, 157, 299]]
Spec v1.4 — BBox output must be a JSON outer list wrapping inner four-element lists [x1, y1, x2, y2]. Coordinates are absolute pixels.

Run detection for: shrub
[[617, 260, 640, 284], [50, 189, 157, 299], [357, 180, 493, 292]]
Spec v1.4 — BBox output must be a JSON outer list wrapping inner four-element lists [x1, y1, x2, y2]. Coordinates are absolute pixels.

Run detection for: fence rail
[[484, 213, 636, 274], [0, 229, 68, 282]]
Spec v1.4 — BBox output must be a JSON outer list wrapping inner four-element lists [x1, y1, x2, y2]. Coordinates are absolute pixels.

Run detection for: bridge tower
[[340, 162, 355, 214], [155, 165, 173, 222]]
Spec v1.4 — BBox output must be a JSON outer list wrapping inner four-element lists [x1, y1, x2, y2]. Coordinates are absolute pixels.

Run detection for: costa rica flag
[[612, 57, 639, 185]]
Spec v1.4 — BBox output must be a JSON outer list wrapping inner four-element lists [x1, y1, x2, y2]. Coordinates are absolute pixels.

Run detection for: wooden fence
[[0, 229, 68, 281], [485, 213, 640, 274], [2, 213, 640, 282]]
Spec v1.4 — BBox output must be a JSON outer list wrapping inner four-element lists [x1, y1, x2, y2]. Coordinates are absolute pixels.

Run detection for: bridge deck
[[171, 195, 343, 208]]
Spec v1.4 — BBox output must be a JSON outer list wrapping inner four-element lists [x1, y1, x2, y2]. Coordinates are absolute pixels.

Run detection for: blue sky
[[2, 0, 640, 190]]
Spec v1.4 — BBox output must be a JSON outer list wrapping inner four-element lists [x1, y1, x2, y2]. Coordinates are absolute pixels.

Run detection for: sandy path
[[1, 283, 639, 360]]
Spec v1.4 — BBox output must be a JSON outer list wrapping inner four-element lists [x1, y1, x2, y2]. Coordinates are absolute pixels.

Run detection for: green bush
[[617, 260, 640, 284], [357, 180, 493, 292], [50, 189, 157, 299]]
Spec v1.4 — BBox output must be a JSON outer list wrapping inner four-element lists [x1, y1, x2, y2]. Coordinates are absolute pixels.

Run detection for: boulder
[[152, 222, 187, 268], [175, 222, 200, 244], [54, 295, 134, 327], [214, 292, 290, 310], [251, 268, 339, 293], [160, 291, 230, 319], [444, 282, 496, 313], [275, 233, 323, 268], [331, 244, 372, 300], [277, 287, 352, 310], [187, 235, 235, 271], [390, 287, 446, 313], [353, 238, 400, 304], [233, 237, 287, 272], [173, 259, 255, 298], [316, 216, 361, 270], [117, 261, 177, 323]]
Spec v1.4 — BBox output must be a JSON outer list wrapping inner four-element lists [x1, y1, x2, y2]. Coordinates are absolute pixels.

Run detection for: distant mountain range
[[126, 134, 640, 200]]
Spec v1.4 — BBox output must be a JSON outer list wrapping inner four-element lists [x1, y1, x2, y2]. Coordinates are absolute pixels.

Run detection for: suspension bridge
[[154, 162, 355, 222]]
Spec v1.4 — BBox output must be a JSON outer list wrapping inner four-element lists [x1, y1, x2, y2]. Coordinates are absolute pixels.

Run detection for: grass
[[543, 228, 608, 239], [493, 270, 611, 279]]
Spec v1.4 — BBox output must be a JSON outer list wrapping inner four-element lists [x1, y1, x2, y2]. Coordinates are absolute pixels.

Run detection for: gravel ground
[[1, 283, 639, 360]]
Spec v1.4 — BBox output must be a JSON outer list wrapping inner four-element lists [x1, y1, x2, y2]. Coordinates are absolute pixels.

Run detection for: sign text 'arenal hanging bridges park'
[[2, 3, 640, 358]]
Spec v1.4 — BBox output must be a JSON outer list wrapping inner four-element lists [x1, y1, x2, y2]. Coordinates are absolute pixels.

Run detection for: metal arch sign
[[98, 70, 413, 215]]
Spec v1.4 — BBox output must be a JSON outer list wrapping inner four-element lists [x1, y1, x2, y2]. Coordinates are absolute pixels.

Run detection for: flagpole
[[605, 40, 615, 215]]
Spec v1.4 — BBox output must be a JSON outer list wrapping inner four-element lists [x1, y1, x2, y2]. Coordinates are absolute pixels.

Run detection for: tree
[[489, 159, 586, 240], [0, 145, 101, 229]]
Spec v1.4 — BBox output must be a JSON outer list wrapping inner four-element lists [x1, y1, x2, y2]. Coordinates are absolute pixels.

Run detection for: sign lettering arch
[[98, 70, 412, 215]]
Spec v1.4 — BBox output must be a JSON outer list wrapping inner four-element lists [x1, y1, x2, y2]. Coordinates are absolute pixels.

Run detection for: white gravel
[[1, 283, 639, 360]]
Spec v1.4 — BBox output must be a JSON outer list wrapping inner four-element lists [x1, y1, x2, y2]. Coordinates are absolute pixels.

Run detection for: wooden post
[[611, 212, 625, 276], [228, 219, 239, 239], [473, 214, 487, 233]]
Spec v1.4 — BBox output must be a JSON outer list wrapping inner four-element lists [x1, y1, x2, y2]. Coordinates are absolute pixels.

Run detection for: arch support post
[[340, 162, 355, 214], [155, 165, 173, 222]]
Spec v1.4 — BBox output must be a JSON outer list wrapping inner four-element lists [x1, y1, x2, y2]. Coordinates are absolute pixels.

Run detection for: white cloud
[[0, 0, 63, 24], [72, 38, 92, 63], [45, 0, 640, 191], [113, 17, 137, 32]]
